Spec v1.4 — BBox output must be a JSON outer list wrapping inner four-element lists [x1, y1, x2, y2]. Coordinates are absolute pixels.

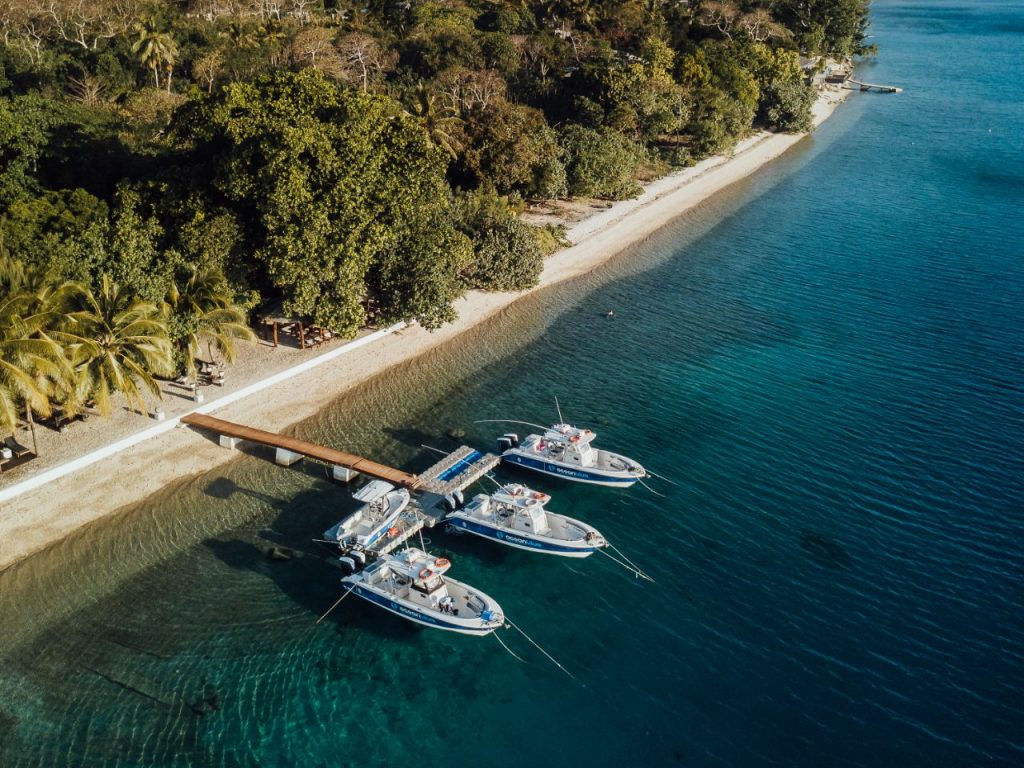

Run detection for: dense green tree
[[0, 96, 51, 207], [369, 214, 473, 329], [462, 100, 566, 198], [451, 189, 544, 292], [568, 40, 688, 140], [677, 42, 759, 154], [760, 79, 816, 132], [176, 69, 470, 336], [774, 0, 873, 56], [559, 124, 644, 200], [0, 189, 110, 284], [106, 187, 180, 305]]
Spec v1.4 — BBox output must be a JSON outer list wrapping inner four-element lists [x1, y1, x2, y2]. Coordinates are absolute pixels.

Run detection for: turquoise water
[[2, 1, 1023, 765]]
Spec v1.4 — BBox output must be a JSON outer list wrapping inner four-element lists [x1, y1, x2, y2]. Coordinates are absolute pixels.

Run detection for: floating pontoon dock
[[415, 445, 501, 496]]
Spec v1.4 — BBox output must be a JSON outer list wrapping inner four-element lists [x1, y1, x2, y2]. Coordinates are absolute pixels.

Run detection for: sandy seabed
[[0, 89, 848, 571]]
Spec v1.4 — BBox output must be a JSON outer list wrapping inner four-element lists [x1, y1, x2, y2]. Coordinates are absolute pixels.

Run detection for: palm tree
[[0, 257, 75, 446], [132, 22, 178, 91], [406, 83, 465, 160], [163, 267, 255, 381], [59, 276, 173, 417]]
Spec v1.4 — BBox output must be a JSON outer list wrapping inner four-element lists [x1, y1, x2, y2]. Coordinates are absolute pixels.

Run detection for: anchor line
[[606, 544, 655, 585], [596, 547, 654, 583], [645, 469, 678, 486], [505, 618, 575, 680], [637, 476, 667, 498], [493, 630, 528, 663], [316, 588, 353, 624], [610, 544, 651, 581]]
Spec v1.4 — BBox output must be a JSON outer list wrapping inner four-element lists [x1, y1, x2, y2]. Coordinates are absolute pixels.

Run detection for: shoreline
[[0, 88, 848, 572]]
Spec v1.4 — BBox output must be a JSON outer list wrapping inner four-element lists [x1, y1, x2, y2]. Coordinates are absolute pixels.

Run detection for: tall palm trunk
[[25, 403, 37, 455]]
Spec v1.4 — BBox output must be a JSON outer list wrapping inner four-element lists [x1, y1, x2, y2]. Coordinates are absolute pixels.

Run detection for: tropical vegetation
[[0, 0, 873, 437]]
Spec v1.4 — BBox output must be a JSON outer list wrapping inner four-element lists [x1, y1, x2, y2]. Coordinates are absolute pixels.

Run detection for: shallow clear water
[[2, 1, 1023, 765]]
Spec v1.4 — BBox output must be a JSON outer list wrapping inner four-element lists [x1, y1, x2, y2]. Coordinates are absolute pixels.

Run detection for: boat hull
[[447, 516, 599, 557], [501, 451, 640, 487], [342, 583, 500, 636]]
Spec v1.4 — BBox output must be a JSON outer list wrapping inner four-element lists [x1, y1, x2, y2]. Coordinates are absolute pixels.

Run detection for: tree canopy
[[0, 0, 873, 349]]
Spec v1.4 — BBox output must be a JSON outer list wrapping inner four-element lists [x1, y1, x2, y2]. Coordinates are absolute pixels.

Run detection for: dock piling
[[275, 448, 303, 466], [331, 465, 359, 483]]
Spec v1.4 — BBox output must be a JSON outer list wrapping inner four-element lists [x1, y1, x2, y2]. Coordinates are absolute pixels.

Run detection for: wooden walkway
[[182, 413, 421, 490], [845, 78, 902, 93]]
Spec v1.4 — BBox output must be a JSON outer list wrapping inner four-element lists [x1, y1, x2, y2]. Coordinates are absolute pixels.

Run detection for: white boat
[[323, 480, 410, 549], [499, 424, 646, 487], [341, 548, 505, 635], [447, 483, 607, 557]]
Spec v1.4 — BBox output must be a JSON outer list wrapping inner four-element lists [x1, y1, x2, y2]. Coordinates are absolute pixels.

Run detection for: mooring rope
[[505, 618, 575, 680], [315, 588, 353, 624], [493, 629, 528, 663], [637, 476, 667, 498], [607, 542, 655, 583]]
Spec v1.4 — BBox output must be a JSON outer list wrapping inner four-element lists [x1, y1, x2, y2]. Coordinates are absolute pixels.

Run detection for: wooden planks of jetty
[[182, 413, 421, 490]]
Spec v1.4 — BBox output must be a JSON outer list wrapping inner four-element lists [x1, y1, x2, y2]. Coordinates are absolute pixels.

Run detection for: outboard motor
[[349, 549, 367, 567], [503, 433, 519, 448], [443, 493, 458, 512], [338, 555, 357, 574], [497, 437, 512, 453], [452, 489, 465, 509]]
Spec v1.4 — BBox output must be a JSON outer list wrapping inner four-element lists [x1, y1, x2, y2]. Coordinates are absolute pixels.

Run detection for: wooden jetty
[[182, 413, 422, 490], [182, 414, 504, 557], [845, 78, 903, 93]]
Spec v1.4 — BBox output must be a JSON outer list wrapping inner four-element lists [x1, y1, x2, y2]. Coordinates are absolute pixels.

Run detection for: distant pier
[[845, 78, 903, 93]]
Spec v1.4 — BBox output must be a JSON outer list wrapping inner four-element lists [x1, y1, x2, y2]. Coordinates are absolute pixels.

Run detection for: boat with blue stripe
[[496, 423, 647, 488], [322, 479, 410, 550], [446, 484, 607, 558], [341, 547, 504, 635]]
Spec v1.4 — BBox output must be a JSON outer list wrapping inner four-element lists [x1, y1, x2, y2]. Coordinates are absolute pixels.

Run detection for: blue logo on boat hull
[[501, 453, 637, 487]]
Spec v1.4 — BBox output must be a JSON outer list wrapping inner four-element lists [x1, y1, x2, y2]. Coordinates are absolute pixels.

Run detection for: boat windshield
[[412, 575, 445, 594]]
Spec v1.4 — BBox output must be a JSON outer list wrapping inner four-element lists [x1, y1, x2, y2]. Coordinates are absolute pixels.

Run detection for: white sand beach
[[0, 88, 848, 571]]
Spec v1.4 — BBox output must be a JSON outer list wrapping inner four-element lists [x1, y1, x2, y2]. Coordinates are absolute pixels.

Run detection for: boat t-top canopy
[[492, 484, 550, 508], [542, 424, 597, 447], [353, 479, 396, 502], [386, 547, 452, 582]]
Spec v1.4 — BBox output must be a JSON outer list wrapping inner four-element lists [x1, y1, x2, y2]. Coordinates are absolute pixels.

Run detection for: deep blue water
[[2, 1, 1023, 765]]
